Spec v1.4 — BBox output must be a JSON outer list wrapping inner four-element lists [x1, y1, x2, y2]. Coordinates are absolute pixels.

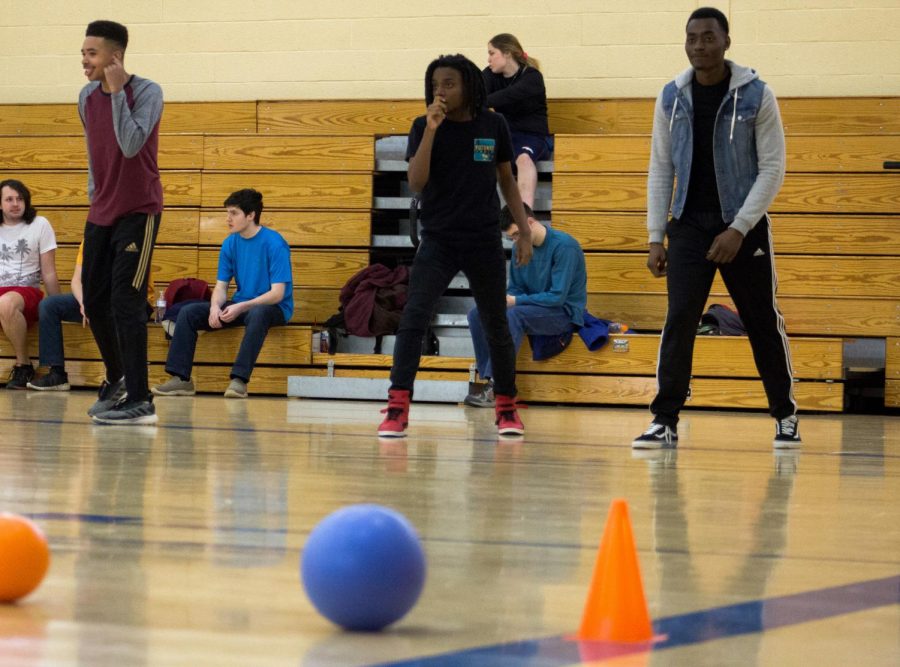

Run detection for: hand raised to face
[[426, 97, 447, 130], [104, 55, 128, 94]]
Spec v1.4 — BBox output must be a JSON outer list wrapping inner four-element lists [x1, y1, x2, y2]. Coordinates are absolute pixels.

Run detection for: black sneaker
[[773, 415, 802, 449], [27, 368, 70, 391], [5, 364, 35, 390], [463, 380, 495, 408], [91, 397, 158, 425], [87, 376, 127, 417], [632, 421, 678, 449]]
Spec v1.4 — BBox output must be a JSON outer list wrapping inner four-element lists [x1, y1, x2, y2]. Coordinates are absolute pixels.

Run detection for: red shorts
[[0, 286, 44, 326]]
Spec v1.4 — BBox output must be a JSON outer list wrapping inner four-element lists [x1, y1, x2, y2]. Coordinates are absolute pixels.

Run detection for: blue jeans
[[390, 237, 517, 397], [468, 304, 572, 379], [165, 301, 286, 383], [38, 293, 83, 368]]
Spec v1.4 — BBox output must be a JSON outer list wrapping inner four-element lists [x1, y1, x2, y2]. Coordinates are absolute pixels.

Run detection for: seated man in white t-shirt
[[0, 179, 60, 389]]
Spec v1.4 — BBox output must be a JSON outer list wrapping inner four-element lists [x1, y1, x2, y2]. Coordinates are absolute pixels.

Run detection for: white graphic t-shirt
[[0, 216, 57, 289]]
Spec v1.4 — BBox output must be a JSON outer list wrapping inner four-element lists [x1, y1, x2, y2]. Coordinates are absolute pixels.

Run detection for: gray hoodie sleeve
[[646, 89, 675, 244], [78, 85, 96, 202], [110, 76, 163, 159], [729, 86, 785, 236]]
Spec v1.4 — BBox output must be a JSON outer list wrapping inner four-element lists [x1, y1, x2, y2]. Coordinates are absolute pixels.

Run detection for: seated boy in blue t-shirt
[[152, 189, 293, 399]]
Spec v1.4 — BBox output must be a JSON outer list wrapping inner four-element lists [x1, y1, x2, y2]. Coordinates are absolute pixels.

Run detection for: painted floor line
[[368, 575, 900, 666]]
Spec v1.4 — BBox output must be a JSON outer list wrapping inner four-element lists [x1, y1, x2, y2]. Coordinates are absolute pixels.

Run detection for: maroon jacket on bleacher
[[340, 264, 410, 337]]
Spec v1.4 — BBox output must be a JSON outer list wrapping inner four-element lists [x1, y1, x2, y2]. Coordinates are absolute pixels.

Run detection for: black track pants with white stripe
[[82, 212, 160, 403], [651, 212, 796, 426]]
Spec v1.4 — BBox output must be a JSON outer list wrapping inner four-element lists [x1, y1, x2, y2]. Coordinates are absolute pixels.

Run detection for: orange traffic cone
[[576, 498, 653, 642]]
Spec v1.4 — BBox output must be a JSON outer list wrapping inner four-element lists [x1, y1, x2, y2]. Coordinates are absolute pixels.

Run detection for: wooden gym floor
[[0, 390, 897, 666]]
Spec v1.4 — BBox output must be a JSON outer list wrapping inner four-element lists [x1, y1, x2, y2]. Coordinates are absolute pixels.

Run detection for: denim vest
[[661, 77, 766, 224]]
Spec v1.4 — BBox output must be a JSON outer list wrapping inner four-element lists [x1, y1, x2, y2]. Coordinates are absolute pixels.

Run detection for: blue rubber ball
[[301, 504, 426, 631]]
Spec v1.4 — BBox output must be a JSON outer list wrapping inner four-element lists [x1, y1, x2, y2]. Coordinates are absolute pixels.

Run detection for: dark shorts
[[0, 286, 43, 325], [510, 131, 551, 162]]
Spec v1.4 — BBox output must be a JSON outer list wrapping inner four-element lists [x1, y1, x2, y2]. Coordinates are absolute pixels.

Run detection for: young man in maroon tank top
[[79, 20, 163, 425]]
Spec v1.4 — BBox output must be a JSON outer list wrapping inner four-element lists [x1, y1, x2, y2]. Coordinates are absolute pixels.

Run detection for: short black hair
[[85, 20, 129, 51], [224, 189, 264, 225], [687, 7, 729, 35], [0, 179, 37, 224], [424, 54, 486, 119], [499, 203, 534, 232]]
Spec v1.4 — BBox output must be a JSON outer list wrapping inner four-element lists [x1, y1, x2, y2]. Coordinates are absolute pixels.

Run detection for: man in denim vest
[[633, 7, 800, 450]]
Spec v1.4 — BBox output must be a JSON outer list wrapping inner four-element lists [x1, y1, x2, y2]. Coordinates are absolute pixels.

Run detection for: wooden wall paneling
[[203, 135, 373, 172], [201, 172, 371, 209], [198, 210, 370, 247], [257, 100, 421, 135]]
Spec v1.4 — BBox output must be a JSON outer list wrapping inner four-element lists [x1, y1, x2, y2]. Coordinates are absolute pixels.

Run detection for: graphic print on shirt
[[474, 138, 496, 162], [0, 239, 37, 286]]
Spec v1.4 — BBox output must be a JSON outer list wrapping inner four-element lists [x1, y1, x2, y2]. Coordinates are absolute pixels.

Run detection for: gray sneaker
[[152, 376, 196, 396], [92, 398, 158, 425], [224, 377, 248, 399], [87, 376, 127, 417], [27, 368, 70, 391], [463, 380, 495, 408]]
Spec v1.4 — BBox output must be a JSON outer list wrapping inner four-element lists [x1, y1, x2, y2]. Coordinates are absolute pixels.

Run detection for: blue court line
[[28, 512, 143, 525], [25, 512, 286, 535], [20, 513, 899, 568], [369, 575, 900, 666]]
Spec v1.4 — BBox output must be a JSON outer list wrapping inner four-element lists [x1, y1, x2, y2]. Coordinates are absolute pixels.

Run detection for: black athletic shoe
[[463, 380, 495, 408], [5, 364, 35, 390], [87, 376, 127, 416], [632, 421, 678, 449], [773, 415, 802, 449], [27, 368, 70, 391], [91, 397, 158, 425]]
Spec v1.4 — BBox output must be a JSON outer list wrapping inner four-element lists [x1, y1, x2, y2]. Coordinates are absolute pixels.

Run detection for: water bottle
[[320, 330, 330, 353], [155, 290, 167, 324], [608, 322, 629, 334]]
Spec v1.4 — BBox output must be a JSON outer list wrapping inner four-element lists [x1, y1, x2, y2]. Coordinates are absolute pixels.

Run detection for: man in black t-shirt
[[634, 7, 799, 451], [378, 54, 532, 439]]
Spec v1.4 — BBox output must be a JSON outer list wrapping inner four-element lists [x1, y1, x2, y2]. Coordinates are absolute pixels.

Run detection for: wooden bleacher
[[549, 97, 899, 410], [0, 97, 897, 409]]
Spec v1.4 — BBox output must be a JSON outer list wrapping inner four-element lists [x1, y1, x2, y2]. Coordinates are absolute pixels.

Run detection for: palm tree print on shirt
[[0, 240, 38, 287], [16, 238, 30, 274]]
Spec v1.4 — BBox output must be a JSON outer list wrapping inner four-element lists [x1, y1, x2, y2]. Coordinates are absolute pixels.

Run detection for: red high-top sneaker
[[495, 394, 524, 436], [378, 388, 410, 437]]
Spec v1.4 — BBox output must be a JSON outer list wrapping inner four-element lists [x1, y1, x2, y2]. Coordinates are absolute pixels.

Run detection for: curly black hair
[[424, 54, 486, 119]]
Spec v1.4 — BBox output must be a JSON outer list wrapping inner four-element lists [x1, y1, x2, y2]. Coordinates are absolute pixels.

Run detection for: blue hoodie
[[508, 226, 586, 326]]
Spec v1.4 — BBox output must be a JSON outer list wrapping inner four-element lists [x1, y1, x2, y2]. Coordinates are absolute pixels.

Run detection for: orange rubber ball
[[0, 513, 50, 603]]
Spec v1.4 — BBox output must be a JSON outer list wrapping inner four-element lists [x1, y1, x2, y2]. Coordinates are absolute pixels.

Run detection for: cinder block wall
[[1, 0, 897, 102]]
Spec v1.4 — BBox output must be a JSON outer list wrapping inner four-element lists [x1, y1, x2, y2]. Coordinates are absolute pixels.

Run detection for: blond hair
[[488, 33, 540, 71]]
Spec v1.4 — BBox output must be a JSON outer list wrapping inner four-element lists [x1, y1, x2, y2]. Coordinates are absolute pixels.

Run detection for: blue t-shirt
[[217, 226, 294, 321]]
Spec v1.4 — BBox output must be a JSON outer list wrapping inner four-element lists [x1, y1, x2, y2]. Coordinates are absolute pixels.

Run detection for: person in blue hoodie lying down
[[465, 203, 587, 407]]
